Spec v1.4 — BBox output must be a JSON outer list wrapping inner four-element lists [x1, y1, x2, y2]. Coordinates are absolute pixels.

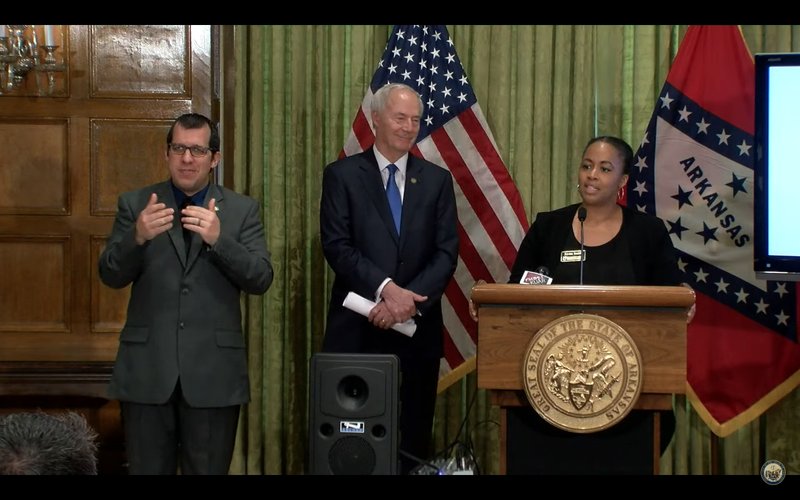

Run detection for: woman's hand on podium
[[468, 279, 487, 322], [682, 282, 696, 324]]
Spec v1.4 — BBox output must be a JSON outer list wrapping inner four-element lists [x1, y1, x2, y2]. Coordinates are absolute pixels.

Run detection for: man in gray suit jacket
[[320, 83, 459, 474], [99, 113, 273, 474]]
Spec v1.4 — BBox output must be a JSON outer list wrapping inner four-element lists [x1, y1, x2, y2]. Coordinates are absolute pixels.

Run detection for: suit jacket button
[[179, 322, 185, 329], [182, 288, 189, 295]]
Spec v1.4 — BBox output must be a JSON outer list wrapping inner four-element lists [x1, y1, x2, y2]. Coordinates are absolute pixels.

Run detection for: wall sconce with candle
[[0, 25, 66, 96]]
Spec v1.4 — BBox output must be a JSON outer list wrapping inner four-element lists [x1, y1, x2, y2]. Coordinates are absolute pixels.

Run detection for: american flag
[[629, 26, 800, 435], [340, 25, 528, 389]]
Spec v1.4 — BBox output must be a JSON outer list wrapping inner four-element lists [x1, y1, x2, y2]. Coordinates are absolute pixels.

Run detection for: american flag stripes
[[340, 25, 528, 389]]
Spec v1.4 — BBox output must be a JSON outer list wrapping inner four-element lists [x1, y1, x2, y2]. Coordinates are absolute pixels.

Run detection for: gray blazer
[[99, 180, 273, 407]]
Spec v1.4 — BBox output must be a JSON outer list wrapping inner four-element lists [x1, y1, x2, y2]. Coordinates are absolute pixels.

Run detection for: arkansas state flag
[[630, 26, 800, 436]]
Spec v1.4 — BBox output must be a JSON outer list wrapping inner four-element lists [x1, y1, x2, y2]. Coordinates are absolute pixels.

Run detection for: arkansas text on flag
[[340, 25, 528, 390], [630, 25, 800, 436]]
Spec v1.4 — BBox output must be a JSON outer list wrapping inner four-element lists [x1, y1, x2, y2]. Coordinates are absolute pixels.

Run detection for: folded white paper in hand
[[342, 292, 416, 337]]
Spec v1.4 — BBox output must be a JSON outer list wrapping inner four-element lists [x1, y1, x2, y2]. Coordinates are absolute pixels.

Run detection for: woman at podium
[[509, 136, 683, 288], [502, 135, 692, 474]]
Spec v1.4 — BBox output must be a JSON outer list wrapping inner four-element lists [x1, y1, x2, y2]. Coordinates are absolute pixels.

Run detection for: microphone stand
[[578, 206, 586, 285]]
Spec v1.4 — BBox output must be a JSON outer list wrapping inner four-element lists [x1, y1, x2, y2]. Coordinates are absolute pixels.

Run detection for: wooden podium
[[472, 284, 694, 474]]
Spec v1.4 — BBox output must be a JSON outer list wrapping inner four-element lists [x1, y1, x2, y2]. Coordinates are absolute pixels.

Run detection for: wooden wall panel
[[0, 25, 215, 474], [0, 25, 211, 351], [90, 25, 190, 98], [91, 236, 129, 333], [0, 237, 69, 332], [0, 119, 68, 214], [91, 119, 172, 215]]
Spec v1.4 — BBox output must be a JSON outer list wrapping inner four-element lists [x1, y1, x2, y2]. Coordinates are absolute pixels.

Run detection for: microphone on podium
[[519, 265, 552, 285], [577, 206, 587, 285]]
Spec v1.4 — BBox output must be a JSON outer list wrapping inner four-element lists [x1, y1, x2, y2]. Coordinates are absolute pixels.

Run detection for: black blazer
[[509, 203, 682, 286], [99, 181, 273, 407], [319, 148, 459, 359]]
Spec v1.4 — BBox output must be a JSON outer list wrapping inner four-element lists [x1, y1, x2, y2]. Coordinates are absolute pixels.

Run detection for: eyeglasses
[[168, 143, 214, 157]]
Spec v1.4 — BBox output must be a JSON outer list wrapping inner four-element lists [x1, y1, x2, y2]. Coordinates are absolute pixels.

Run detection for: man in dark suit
[[320, 83, 459, 474], [98, 113, 273, 474]]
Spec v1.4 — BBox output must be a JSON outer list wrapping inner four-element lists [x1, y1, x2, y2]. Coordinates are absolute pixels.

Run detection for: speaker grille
[[328, 436, 376, 475], [310, 353, 399, 474]]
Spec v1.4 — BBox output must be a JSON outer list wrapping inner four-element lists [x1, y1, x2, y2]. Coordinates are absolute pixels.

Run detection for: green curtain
[[228, 25, 800, 475]]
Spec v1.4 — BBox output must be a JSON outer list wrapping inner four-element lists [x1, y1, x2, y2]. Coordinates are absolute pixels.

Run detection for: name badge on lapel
[[560, 249, 585, 263]]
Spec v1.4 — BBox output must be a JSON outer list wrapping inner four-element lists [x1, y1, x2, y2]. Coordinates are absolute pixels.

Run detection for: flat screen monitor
[[754, 53, 800, 281]]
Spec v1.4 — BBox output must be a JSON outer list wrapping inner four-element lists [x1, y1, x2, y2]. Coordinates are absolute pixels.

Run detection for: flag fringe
[[687, 368, 800, 437]]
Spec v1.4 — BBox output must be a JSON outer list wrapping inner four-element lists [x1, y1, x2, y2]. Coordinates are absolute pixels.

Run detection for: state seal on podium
[[521, 313, 643, 433]]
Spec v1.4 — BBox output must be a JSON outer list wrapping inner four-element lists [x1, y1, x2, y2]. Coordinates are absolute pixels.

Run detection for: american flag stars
[[373, 26, 476, 141]]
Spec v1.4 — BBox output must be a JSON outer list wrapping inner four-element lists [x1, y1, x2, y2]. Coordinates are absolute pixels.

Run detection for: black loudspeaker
[[309, 353, 399, 475]]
